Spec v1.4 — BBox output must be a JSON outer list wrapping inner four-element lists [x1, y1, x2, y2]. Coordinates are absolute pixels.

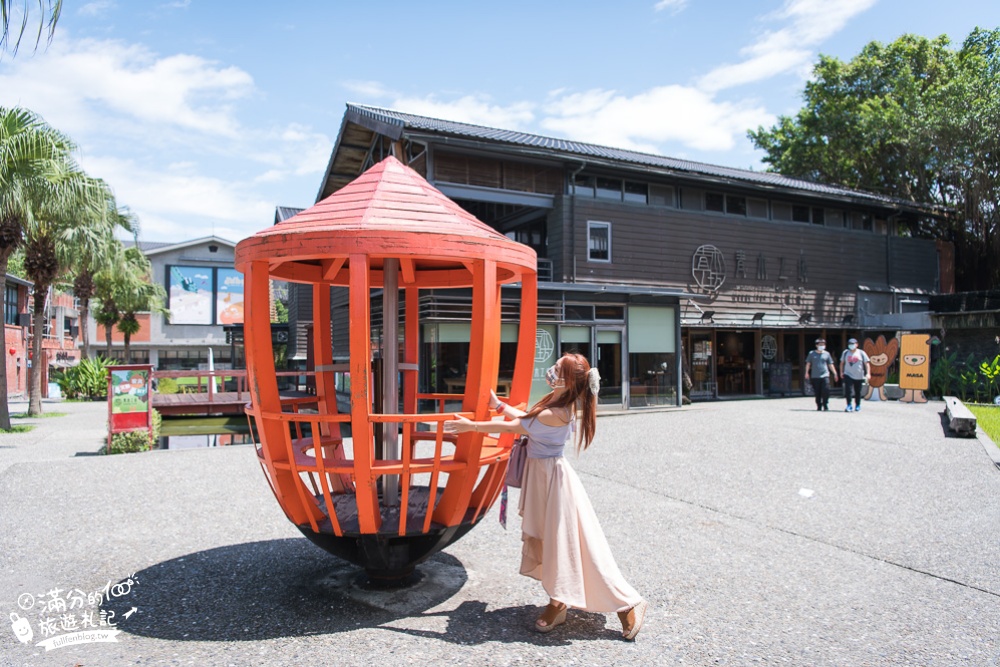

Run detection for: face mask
[[545, 365, 564, 388], [816, 345, 825, 352], [848, 344, 857, 351]]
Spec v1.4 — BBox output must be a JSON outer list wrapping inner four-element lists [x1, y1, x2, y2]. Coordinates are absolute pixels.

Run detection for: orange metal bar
[[349, 254, 380, 532], [433, 260, 499, 526], [403, 286, 419, 415], [244, 261, 320, 526]]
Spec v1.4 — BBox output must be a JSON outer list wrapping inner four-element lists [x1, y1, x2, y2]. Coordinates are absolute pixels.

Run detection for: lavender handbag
[[505, 436, 528, 488]]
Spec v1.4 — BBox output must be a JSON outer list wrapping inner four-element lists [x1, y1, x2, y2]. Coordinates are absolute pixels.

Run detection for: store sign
[[691, 245, 726, 292]]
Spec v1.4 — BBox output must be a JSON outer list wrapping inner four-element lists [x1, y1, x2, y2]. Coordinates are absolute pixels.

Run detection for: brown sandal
[[534, 600, 567, 633], [617, 600, 648, 640]]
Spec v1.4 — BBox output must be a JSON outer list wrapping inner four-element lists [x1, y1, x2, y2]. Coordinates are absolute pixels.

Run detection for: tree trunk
[[0, 252, 11, 430], [80, 297, 91, 360], [105, 321, 113, 358], [28, 292, 46, 416], [123, 333, 131, 365]]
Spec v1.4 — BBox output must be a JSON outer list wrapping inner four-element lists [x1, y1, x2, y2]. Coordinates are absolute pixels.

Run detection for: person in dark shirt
[[805, 338, 838, 411]]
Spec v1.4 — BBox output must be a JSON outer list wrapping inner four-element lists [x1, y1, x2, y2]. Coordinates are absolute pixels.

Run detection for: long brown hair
[[522, 352, 597, 452]]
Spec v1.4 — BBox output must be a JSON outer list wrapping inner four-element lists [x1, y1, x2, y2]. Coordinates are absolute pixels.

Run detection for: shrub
[[54, 356, 118, 399], [156, 377, 179, 394], [108, 409, 161, 454], [109, 429, 151, 454]]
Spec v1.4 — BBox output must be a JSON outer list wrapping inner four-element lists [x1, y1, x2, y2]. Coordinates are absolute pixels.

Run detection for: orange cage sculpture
[[235, 156, 538, 581]]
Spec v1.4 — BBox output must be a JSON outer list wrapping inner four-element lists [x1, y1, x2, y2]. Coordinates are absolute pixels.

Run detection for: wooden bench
[[944, 396, 978, 437]]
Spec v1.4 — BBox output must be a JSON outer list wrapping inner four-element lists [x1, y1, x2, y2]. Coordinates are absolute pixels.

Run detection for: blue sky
[[1, 0, 996, 243]]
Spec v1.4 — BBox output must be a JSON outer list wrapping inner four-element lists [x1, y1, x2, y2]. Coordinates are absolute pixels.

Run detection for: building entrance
[[716, 330, 757, 395]]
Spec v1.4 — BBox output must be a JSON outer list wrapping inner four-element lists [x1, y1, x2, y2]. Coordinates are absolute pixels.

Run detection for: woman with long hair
[[445, 352, 648, 639]]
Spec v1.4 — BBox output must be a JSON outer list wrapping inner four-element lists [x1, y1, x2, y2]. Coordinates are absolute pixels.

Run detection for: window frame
[[587, 220, 612, 263], [4, 284, 18, 326]]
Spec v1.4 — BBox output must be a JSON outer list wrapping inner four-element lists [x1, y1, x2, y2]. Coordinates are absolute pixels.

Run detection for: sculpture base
[[297, 486, 482, 584]]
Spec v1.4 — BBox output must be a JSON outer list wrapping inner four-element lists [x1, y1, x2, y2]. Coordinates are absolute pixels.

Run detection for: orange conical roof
[[235, 157, 536, 278], [274, 156, 508, 239]]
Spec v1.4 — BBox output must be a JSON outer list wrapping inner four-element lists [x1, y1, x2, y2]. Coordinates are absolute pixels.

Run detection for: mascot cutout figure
[[899, 334, 931, 403], [863, 335, 899, 401]]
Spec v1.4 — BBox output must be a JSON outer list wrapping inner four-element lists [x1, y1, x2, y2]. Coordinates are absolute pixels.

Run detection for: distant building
[[95, 236, 242, 370], [3, 274, 81, 398]]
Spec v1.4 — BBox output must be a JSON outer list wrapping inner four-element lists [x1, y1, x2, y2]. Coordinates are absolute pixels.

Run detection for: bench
[[944, 396, 978, 437]]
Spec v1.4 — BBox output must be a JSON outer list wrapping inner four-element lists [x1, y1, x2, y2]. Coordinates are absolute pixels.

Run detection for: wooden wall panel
[[567, 198, 937, 327]]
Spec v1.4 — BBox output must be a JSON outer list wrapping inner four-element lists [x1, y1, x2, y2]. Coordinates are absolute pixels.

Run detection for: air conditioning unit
[[17, 313, 30, 327]]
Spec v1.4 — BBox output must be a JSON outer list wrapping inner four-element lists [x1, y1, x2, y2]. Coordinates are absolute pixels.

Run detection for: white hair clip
[[587, 368, 601, 395]]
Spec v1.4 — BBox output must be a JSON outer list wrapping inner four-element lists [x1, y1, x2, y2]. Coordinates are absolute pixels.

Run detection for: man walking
[[805, 338, 838, 411]]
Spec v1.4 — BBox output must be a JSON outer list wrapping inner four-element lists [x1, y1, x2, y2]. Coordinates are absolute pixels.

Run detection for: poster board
[[107, 364, 153, 451], [769, 361, 792, 394]]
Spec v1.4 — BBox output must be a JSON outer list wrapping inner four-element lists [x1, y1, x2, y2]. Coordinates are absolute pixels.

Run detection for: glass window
[[573, 174, 595, 197], [812, 207, 825, 225], [4, 284, 18, 326], [587, 221, 611, 262], [595, 177, 622, 200], [565, 304, 594, 321], [705, 192, 725, 212], [595, 305, 624, 321], [726, 195, 747, 216], [629, 352, 676, 407], [623, 181, 648, 204], [792, 205, 811, 223], [648, 184, 675, 207]]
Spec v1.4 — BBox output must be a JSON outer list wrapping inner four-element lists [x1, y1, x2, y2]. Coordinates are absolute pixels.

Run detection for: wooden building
[[296, 104, 948, 407]]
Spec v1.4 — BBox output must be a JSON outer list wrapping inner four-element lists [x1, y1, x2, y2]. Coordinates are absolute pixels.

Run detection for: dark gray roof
[[274, 206, 304, 224], [345, 103, 933, 212]]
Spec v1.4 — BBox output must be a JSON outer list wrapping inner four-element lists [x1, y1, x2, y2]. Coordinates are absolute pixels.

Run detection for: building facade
[[91, 236, 243, 370], [4, 275, 82, 398], [297, 104, 948, 408]]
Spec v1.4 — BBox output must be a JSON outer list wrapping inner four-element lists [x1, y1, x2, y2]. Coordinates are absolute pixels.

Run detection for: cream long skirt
[[517, 455, 643, 612]]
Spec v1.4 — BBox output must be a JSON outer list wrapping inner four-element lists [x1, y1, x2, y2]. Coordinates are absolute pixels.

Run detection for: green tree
[[1, 0, 62, 57], [0, 106, 88, 427], [22, 167, 113, 416], [748, 29, 1000, 290], [69, 204, 138, 360], [93, 246, 167, 364]]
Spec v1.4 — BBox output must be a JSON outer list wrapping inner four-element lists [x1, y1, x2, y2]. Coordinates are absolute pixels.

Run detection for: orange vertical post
[[349, 254, 380, 532]]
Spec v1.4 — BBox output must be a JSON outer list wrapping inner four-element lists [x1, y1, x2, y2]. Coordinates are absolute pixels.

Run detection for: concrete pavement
[[1, 396, 999, 666]]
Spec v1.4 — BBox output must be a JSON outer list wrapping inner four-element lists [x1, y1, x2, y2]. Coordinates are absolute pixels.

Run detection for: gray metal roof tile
[[346, 103, 928, 210]]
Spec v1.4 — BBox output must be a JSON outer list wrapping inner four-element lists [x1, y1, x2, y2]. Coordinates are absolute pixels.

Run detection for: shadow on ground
[[101, 538, 460, 641], [101, 537, 613, 645]]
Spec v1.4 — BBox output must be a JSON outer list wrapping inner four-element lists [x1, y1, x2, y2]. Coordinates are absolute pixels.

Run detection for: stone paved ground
[[1, 396, 998, 666]]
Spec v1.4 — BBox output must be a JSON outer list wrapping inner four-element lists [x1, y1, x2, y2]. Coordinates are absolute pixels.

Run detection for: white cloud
[[387, 94, 536, 130], [697, 0, 877, 92], [78, 1, 116, 16], [653, 0, 689, 13], [85, 155, 275, 241], [0, 36, 254, 137], [540, 86, 774, 153]]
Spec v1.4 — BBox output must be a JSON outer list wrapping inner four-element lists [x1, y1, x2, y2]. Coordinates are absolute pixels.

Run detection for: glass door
[[596, 328, 624, 408]]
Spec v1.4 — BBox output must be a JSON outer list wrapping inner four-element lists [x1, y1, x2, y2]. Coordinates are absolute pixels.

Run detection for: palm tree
[[69, 204, 138, 359], [114, 247, 166, 364], [0, 105, 78, 428], [22, 166, 111, 416], [1, 0, 62, 57]]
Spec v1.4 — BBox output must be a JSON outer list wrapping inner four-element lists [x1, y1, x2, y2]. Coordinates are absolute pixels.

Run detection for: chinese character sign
[[107, 364, 154, 441], [110, 369, 149, 414]]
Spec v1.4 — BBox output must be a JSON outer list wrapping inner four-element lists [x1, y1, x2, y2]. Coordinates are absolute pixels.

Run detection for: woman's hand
[[444, 416, 475, 434], [489, 389, 500, 410]]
